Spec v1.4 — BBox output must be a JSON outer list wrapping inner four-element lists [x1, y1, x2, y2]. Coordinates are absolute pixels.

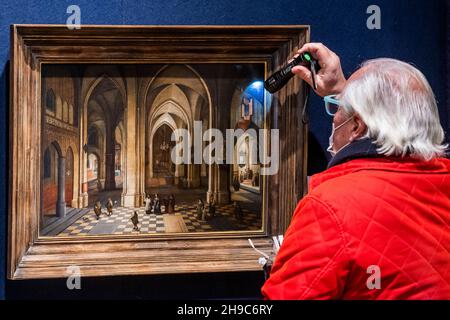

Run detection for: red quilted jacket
[[262, 157, 450, 300]]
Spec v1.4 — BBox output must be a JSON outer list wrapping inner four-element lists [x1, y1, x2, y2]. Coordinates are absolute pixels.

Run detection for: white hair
[[340, 58, 448, 161]]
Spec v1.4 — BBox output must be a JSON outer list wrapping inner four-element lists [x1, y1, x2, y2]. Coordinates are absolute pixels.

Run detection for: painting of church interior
[[40, 63, 266, 236]]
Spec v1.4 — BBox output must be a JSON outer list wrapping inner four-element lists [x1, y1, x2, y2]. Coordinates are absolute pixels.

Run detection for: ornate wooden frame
[[8, 25, 309, 280]]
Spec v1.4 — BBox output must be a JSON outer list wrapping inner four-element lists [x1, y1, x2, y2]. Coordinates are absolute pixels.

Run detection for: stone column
[[70, 150, 80, 208], [138, 101, 145, 204], [216, 164, 231, 204], [190, 164, 201, 188], [174, 164, 180, 185], [149, 143, 154, 178], [99, 155, 105, 180], [206, 132, 215, 203], [200, 120, 207, 186], [211, 77, 232, 204], [207, 163, 219, 204], [104, 125, 116, 190], [200, 164, 207, 188], [56, 156, 66, 217], [79, 104, 89, 207], [122, 68, 144, 207]]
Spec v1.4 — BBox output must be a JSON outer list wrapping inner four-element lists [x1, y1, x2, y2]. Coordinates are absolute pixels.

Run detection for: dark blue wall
[[0, 0, 448, 299]]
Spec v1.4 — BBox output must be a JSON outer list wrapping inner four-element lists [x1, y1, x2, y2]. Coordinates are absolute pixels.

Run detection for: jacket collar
[[327, 138, 381, 169], [308, 140, 450, 191]]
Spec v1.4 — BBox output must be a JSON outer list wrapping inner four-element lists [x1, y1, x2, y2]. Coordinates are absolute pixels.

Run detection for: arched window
[[62, 101, 69, 123], [55, 96, 62, 119], [88, 127, 99, 147], [69, 104, 74, 125], [46, 89, 56, 112], [44, 147, 51, 178]]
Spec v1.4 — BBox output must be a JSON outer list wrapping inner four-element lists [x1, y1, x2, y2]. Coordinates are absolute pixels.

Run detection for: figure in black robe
[[167, 194, 175, 213], [161, 197, 168, 213], [131, 211, 140, 231], [153, 194, 161, 214], [207, 194, 216, 218]]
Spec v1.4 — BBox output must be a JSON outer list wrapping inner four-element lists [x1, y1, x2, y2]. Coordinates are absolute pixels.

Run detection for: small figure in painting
[[162, 196, 169, 213], [208, 194, 216, 218], [252, 172, 260, 187], [208, 201, 216, 219], [131, 211, 139, 231], [144, 194, 152, 215], [232, 174, 240, 191], [94, 201, 102, 220], [201, 205, 208, 221], [196, 199, 205, 220], [167, 194, 175, 213], [149, 194, 155, 213], [106, 198, 113, 216], [243, 167, 252, 180], [153, 194, 161, 214]]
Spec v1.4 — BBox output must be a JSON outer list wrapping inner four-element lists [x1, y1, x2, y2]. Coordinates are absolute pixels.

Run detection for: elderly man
[[262, 43, 450, 300]]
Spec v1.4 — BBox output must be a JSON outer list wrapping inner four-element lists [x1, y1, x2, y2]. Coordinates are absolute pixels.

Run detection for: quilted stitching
[[262, 157, 450, 300]]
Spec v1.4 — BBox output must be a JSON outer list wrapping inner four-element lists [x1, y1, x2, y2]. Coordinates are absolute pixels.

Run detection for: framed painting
[[8, 25, 309, 279]]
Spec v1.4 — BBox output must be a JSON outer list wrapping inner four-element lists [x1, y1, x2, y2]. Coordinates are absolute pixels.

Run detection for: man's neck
[[327, 138, 381, 169]]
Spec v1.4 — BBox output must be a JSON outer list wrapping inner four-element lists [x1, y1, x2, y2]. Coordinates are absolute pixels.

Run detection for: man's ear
[[350, 114, 368, 141]]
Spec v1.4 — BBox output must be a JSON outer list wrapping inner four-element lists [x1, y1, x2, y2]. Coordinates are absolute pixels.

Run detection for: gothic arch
[[46, 89, 56, 112], [142, 64, 213, 131], [152, 85, 191, 122], [147, 113, 181, 181], [148, 99, 191, 134], [81, 65, 126, 108], [50, 140, 63, 158]]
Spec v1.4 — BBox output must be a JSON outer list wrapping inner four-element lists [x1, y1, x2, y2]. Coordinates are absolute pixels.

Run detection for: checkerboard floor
[[57, 201, 262, 236]]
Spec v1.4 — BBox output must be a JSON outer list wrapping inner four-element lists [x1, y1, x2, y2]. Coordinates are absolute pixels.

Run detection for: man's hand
[[292, 43, 347, 97]]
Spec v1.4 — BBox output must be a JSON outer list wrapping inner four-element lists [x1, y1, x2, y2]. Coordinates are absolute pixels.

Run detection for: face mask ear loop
[[327, 115, 355, 157]]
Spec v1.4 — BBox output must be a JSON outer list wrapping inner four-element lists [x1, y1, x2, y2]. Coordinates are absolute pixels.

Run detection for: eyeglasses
[[323, 94, 341, 116]]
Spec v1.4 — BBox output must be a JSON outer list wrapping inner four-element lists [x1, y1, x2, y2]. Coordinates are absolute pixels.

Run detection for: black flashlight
[[264, 52, 320, 94]]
